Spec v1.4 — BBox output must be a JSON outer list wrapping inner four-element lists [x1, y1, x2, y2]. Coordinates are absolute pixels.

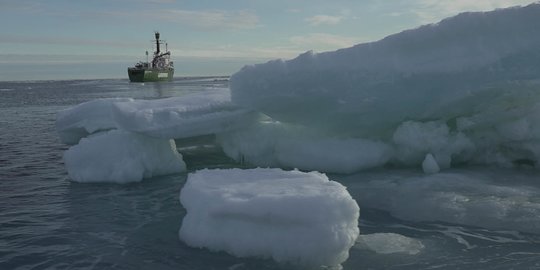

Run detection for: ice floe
[[178, 168, 360, 268]]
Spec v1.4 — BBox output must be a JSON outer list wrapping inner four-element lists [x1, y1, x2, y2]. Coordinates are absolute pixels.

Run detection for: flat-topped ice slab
[[56, 98, 133, 145], [178, 168, 360, 268], [56, 89, 258, 144], [112, 89, 259, 139]]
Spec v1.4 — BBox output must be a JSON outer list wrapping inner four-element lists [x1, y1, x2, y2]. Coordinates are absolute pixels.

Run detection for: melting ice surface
[[54, 3, 540, 269]]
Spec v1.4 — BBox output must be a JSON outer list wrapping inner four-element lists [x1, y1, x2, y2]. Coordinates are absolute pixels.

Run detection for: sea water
[[1, 78, 540, 269]]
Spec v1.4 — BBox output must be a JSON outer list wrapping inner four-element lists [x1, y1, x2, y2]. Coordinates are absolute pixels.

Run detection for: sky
[[0, 0, 536, 80]]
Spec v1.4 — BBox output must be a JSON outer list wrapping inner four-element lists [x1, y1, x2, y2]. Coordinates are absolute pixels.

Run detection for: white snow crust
[[64, 129, 186, 183], [178, 168, 360, 268], [345, 169, 540, 234]]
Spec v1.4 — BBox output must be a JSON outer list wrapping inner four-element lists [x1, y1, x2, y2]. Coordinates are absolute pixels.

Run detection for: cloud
[[92, 9, 260, 31], [107, 0, 177, 4], [162, 9, 259, 30], [170, 44, 302, 59], [411, 0, 534, 23], [0, 34, 144, 48], [305, 15, 343, 26], [174, 33, 365, 61], [286, 8, 302, 13], [0, 0, 44, 13], [290, 33, 362, 49], [0, 53, 135, 64], [142, 0, 176, 3]]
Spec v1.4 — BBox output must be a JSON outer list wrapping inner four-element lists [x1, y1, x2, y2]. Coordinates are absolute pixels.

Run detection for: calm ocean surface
[[1, 78, 540, 270]]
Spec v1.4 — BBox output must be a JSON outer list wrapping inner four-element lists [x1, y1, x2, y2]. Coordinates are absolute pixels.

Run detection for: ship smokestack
[[155, 32, 161, 54]]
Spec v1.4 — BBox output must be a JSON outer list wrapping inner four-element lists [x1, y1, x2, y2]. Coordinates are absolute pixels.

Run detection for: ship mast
[[155, 32, 161, 54]]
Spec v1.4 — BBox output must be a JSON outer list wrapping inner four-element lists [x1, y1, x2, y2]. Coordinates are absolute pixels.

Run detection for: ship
[[128, 32, 174, 82]]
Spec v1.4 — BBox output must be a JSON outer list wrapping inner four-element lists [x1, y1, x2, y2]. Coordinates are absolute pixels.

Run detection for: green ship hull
[[128, 67, 174, 82]]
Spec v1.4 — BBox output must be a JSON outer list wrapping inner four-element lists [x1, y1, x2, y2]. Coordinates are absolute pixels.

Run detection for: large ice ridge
[[231, 3, 540, 138], [227, 3, 540, 170]]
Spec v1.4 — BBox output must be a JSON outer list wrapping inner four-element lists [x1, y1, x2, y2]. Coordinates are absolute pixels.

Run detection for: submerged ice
[[342, 169, 540, 234], [355, 233, 424, 255]]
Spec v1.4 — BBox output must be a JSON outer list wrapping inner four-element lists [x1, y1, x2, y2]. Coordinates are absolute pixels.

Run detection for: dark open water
[[1, 78, 540, 269]]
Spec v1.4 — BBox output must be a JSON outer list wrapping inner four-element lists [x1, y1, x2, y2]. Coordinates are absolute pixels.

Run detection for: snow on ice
[[178, 168, 360, 268]]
